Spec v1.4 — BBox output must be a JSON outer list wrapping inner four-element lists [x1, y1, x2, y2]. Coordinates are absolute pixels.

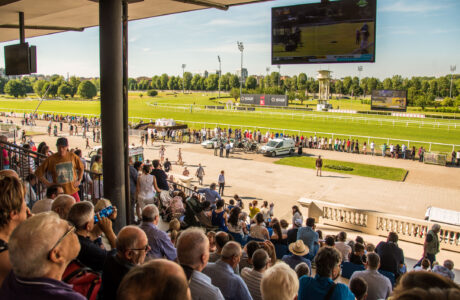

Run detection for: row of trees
[[1, 72, 459, 106], [0, 75, 98, 99]]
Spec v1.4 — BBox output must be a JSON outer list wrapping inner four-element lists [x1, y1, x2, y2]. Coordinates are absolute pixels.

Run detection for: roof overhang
[[0, 0, 270, 43]]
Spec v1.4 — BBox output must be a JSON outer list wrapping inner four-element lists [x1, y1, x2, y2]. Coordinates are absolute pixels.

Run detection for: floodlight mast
[[237, 41, 244, 100], [450, 65, 456, 98], [218, 55, 221, 99], [181, 64, 186, 94]]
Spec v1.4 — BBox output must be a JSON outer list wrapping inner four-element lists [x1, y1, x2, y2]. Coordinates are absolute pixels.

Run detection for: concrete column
[[99, 0, 126, 231]]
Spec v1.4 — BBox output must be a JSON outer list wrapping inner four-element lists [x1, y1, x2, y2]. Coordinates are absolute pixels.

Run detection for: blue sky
[[0, 0, 459, 80]]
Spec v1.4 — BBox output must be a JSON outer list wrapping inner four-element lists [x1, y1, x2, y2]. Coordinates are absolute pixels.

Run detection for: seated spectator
[[51, 194, 76, 220], [249, 200, 260, 219], [117, 259, 191, 300], [241, 249, 270, 300], [280, 219, 289, 236], [375, 232, 404, 279], [209, 231, 229, 262], [249, 213, 269, 241], [413, 258, 431, 272], [31, 184, 64, 214], [99, 226, 149, 300], [168, 218, 181, 245], [0, 212, 85, 300], [349, 243, 365, 265], [211, 200, 228, 232], [282, 240, 311, 274], [150, 159, 170, 191], [391, 271, 460, 300], [234, 194, 243, 209], [432, 259, 455, 281], [355, 236, 365, 246], [349, 277, 368, 300], [298, 247, 355, 300], [270, 218, 287, 244], [350, 252, 392, 300], [365, 243, 375, 253], [287, 218, 302, 244], [297, 218, 319, 260], [239, 240, 261, 271], [295, 262, 310, 278], [261, 262, 299, 300], [0, 175, 29, 286], [227, 199, 235, 212], [91, 198, 118, 250], [67, 201, 117, 272], [24, 174, 38, 209], [227, 206, 248, 240], [207, 231, 217, 253], [324, 235, 335, 247], [203, 241, 253, 300], [197, 183, 221, 207], [139, 204, 177, 261], [177, 228, 224, 300], [335, 231, 352, 263]]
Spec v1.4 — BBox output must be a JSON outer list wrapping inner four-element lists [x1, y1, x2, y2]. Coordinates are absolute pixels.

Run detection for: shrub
[[324, 165, 354, 171], [147, 89, 158, 97]]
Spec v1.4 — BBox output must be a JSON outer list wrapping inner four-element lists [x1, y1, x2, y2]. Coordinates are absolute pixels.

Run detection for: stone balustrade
[[298, 198, 459, 252]]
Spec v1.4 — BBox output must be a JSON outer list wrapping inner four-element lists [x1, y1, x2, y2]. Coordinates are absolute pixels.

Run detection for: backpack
[[62, 260, 101, 300]]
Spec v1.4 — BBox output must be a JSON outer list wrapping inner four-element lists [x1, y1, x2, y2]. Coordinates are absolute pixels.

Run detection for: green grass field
[[275, 156, 408, 182], [0, 92, 459, 152], [273, 22, 375, 57]]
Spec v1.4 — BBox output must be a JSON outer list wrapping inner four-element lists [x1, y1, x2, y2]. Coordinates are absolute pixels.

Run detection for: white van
[[260, 138, 296, 157]]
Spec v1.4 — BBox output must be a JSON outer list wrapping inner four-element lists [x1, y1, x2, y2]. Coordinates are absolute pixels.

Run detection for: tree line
[[1, 72, 459, 107]]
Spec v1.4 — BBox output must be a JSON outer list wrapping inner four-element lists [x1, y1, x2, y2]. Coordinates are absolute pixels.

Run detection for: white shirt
[[138, 174, 155, 199], [350, 270, 392, 300], [370, 142, 375, 149], [335, 241, 352, 262]]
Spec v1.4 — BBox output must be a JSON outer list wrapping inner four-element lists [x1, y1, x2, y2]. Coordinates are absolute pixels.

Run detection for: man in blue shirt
[[139, 204, 177, 261], [297, 218, 319, 260], [298, 247, 355, 300], [198, 183, 221, 206], [203, 241, 253, 300], [282, 240, 311, 274]]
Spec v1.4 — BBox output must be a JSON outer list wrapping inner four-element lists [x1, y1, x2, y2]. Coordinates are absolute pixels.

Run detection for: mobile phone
[[94, 206, 114, 223]]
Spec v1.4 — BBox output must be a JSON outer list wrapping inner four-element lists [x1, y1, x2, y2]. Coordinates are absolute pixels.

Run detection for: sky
[[0, 0, 459, 80]]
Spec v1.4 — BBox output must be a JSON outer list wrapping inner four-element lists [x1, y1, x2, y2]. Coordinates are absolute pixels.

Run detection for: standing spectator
[[415, 223, 440, 267], [260, 201, 274, 222], [219, 142, 224, 157], [129, 160, 142, 223], [291, 205, 303, 230], [249, 200, 260, 219], [350, 253, 392, 300], [241, 249, 270, 300], [98, 226, 149, 300], [411, 146, 416, 160], [140, 204, 177, 261], [282, 240, 311, 272], [117, 259, 191, 300], [456, 149, 460, 166], [375, 232, 405, 279], [177, 228, 224, 300], [163, 158, 172, 172], [316, 155, 323, 177], [261, 262, 298, 300], [402, 144, 407, 159], [0, 212, 85, 300], [35, 137, 84, 202], [91, 155, 103, 199], [225, 141, 231, 158], [382, 143, 387, 157], [298, 247, 355, 300], [0, 135, 9, 170], [297, 218, 319, 260], [370, 141, 375, 156], [177, 148, 183, 166], [136, 165, 160, 220], [432, 259, 455, 281], [196, 163, 205, 185], [159, 145, 165, 163], [335, 231, 352, 263], [418, 146, 425, 162], [203, 241, 253, 300], [218, 170, 225, 196]]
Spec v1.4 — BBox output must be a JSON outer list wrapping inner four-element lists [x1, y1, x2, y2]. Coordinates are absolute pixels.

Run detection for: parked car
[[201, 137, 233, 149], [260, 138, 295, 157]]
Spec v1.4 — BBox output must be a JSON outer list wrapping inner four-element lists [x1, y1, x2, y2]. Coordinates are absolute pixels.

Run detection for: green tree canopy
[[77, 80, 97, 99], [4, 80, 26, 98]]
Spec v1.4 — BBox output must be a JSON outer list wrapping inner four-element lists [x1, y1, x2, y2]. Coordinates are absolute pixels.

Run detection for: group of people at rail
[[0, 132, 458, 300]]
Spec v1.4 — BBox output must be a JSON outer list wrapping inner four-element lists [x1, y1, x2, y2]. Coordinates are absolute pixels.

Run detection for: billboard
[[240, 94, 288, 107], [272, 0, 376, 64], [371, 90, 407, 112]]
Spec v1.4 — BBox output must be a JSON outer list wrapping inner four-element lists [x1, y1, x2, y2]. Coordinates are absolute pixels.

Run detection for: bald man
[[99, 226, 149, 300], [117, 259, 191, 300], [51, 194, 76, 220]]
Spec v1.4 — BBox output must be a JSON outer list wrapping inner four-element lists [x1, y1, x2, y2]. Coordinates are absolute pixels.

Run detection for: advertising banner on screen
[[240, 94, 288, 107], [371, 90, 407, 112]]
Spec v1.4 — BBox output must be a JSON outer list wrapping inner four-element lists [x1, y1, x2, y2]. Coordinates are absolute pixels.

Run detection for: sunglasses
[[47, 224, 76, 260], [129, 244, 150, 251]]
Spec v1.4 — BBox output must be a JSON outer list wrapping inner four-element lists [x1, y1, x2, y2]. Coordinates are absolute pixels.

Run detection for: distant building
[[203, 70, 209, 78], [236, 68, 248, 82]]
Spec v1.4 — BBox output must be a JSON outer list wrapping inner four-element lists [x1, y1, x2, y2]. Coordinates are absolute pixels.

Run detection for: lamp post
[[277, 64, 281, 87], [450, 65, 456, 98], [218, 55, 221, 99], [237, 41, 244, 99], [358, 66, 363, 80], [181, 63, 186, 94]]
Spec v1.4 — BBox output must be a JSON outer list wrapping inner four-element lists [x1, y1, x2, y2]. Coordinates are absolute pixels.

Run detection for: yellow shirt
[[249, 207, 260, 219]]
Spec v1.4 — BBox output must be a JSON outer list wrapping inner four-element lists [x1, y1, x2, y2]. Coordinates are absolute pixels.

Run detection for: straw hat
[[289, 240, 310, 256]]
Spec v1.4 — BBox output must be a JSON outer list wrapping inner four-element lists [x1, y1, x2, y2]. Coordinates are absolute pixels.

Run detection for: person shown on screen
[[360, 24, 370, 53]]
